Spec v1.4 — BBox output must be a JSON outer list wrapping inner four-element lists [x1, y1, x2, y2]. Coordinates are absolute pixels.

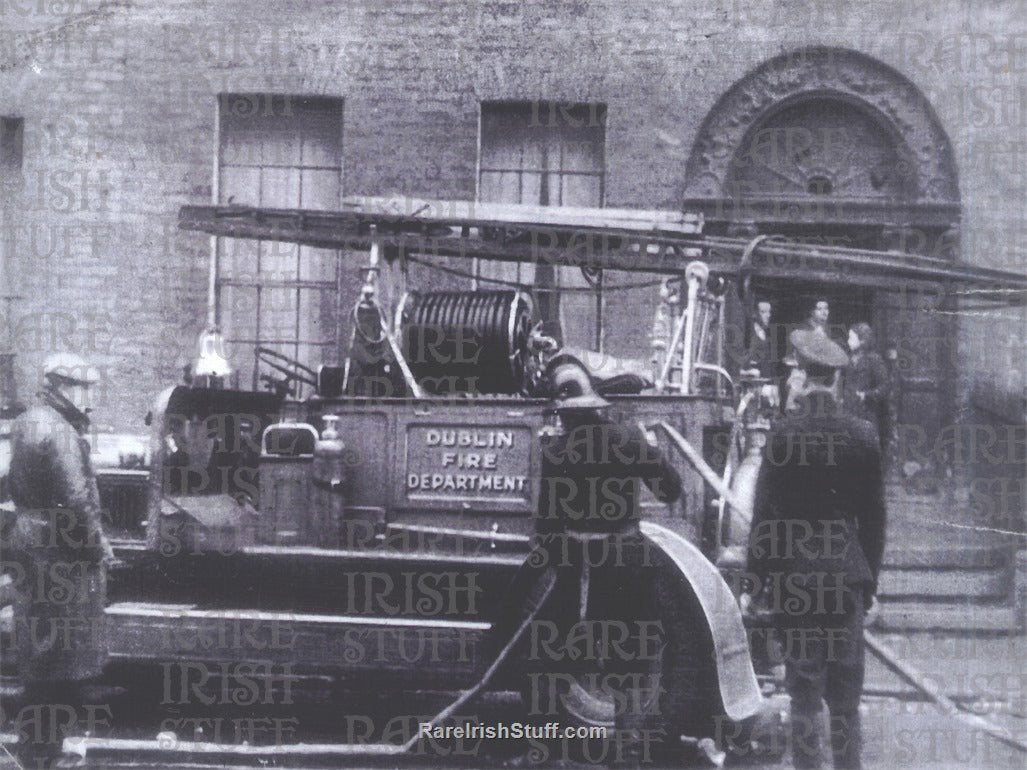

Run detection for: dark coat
[[844, 350, 890, 432], [745, 324, 774, 377], [7, 390, 109, 682], [747, 392, 886, 598], [488, 414, 684, 738], [537, 415, 682, 534]]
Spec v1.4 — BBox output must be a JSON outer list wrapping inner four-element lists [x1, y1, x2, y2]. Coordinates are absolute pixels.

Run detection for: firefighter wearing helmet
[[518, 354, 683, 763], [7, 352, 115, 766], [538, 354, 681, 535]]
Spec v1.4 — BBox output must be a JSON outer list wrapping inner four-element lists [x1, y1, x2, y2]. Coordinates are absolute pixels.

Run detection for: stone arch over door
[[725, 93, 919, 203], [684, 46, 960, 210], [685, 47, 962, 475]]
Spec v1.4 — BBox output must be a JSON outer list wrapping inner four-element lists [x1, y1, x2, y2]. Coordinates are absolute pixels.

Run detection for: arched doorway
[[685, 47, 962, 474], [725, 95, 918, 205]]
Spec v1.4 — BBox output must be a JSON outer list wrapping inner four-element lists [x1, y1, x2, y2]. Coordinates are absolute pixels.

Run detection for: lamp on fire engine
[[193, 325, 232, 388]]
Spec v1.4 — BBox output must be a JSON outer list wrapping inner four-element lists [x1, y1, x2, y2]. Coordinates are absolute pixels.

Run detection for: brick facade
[[0, 0, 1023, 461]]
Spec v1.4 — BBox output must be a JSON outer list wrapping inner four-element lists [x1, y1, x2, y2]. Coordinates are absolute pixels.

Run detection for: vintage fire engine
[[4, 196, 1026, 764]]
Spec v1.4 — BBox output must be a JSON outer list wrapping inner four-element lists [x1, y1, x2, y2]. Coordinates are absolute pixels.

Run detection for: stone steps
[[883, 544, 1009, 570], [874, 601, 1019, 633], [876, 484, 1020, 633], [879, 567, 1010, 600]]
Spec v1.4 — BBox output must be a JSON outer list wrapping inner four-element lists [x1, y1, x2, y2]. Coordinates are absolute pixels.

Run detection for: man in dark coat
[[509, 354, 682, 765], [746, 331, 885, 770], [536, 355, 682, 536], [6, 352, 115, 765], [744, 299, 776, 378]]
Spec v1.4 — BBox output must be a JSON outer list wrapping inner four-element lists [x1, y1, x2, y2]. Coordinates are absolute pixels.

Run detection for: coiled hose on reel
[[397, 290, 533, 395]]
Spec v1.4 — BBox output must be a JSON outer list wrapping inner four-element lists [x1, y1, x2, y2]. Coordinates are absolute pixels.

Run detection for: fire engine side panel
[[399, 410, 536, 514], [323, 399, 543, 529], [328, 408, 391, 528], [318, 395, 727, 542]]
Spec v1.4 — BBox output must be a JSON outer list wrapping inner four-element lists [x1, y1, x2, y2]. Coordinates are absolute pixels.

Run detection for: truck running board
[[63, 734, 409, 763], [106, 603, 490, 675]]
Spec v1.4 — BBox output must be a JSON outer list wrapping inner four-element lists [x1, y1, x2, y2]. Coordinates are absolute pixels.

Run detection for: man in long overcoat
[[747, 331, 886, 770], [6, 352, 115, 765]]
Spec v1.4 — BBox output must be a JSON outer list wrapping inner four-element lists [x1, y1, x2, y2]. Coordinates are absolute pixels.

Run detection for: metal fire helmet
[[546, 354, 610, 411], [194, 326, 232, 379]]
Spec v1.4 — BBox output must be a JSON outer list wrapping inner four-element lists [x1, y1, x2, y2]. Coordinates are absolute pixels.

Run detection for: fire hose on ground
[[651, 419, 1027, 756]]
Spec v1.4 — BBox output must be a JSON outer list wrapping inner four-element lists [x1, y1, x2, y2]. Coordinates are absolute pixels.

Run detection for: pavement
[[860, 631, 1027, 770]]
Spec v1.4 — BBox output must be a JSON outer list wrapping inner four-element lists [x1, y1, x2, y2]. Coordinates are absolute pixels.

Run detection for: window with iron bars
[[478, 101, 607, 350], [215, 94, 343, 392]]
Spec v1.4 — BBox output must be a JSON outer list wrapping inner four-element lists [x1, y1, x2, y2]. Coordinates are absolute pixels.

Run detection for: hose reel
[[397, 290, 533, 395]]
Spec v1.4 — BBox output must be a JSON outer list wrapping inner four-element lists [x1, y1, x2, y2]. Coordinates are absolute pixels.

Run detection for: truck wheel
[[555, 643, 663, 730], [521, 552, 713, 761]]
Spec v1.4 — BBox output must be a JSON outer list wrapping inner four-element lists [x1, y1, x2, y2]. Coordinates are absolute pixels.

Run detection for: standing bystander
[[746, 330, 886, 769], [745, 299, 776, 377], [844, 323, 891, 458], [7, 352, 116, 767]]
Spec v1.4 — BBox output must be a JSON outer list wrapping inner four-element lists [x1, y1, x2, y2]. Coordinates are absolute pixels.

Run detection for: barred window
[[478, 102, 606, 350], [215, 94, 343, 390]]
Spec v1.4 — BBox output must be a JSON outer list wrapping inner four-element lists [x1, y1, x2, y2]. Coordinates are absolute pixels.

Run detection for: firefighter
[[746, 330, 886, 770], [527, 353, 682, 765], [7, 352, 116, 766]]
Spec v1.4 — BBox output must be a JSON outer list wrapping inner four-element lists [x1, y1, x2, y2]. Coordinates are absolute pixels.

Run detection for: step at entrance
[[877, 485, 1020, 633]]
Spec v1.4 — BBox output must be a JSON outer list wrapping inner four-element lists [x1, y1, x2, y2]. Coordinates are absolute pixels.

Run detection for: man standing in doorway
[[746, 330, 886, 770], [844, 323, 892, 459], [745, 299, 775, 378], [803, 298, 831, 337]]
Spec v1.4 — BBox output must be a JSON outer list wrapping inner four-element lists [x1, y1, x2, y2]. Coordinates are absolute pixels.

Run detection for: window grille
[[478, 102, 606, 350], [215, 94, 343, 391]]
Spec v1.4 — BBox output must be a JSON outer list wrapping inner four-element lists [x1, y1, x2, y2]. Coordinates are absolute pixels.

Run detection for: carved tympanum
[[686, 47, 959, 205]]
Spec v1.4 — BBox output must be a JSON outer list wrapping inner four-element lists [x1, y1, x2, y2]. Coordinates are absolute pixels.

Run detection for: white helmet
[[42, 352, 100, 387]]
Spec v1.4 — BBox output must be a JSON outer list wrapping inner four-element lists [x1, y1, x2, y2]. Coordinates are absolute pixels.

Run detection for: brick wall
[[0, 0, 1022, 436]]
